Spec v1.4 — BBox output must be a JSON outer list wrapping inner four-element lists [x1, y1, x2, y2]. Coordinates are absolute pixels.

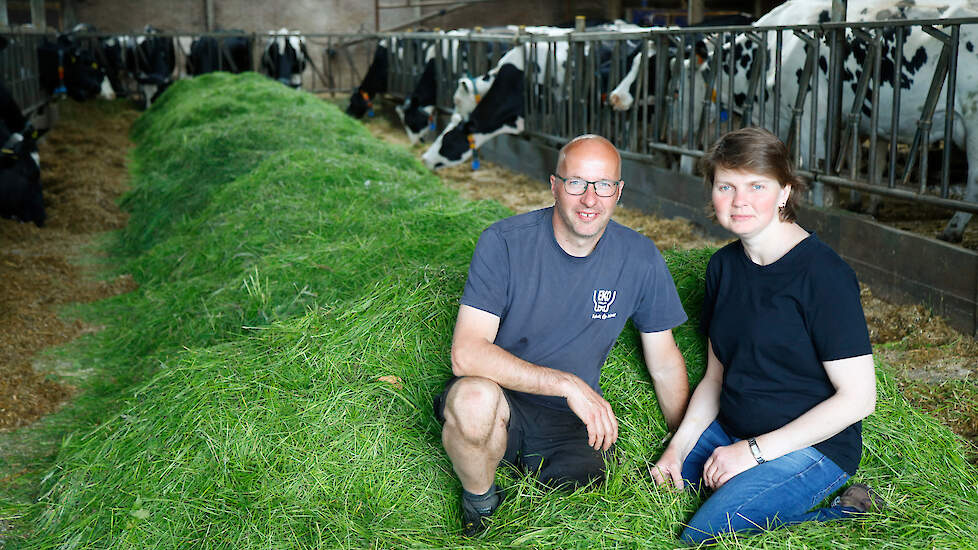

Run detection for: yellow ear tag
[[474, 94, 481, 103], [467, 135, 475, 149], [711, 89, 717, 102], [92, 62, 98, 69]]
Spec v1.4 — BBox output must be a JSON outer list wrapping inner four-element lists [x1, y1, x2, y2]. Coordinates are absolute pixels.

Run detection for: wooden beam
[[62, 0, 75, 29], [205, 0, 215, 31], [30, 0, 45, 30], [687, 0, 704, 25]]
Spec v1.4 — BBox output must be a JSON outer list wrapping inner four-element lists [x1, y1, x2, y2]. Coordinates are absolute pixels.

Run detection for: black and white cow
[[451, 70, 496, 118], [188, 34, 253, 76], [421, 39, 568, 169], [347, 40, 391, 118], [128, 26, 177, 109], [0, 85, 46, 227], [262, 29, 308, 88], [395, 30, 472, 143], [447, 26, 578, 119], [422, 22, 646, 170], [37, 33, 109, 102], [702, 0, 978, 242]]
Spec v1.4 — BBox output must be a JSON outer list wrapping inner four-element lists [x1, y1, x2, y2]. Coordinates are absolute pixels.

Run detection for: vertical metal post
[[0, 0, 8, 27], [252, 32, 260, 73], [868, 30, 882, 185], [888, 25, 904, 189], [942, 25, 959, 198], [824, 0, 847, 206], [632, 36, 647, 153]]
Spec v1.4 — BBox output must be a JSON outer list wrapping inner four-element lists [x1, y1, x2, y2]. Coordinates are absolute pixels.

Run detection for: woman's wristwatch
[[747, 438, 766, 464]]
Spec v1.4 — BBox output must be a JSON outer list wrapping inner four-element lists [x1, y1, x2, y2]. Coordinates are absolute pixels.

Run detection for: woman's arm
[[650, 340, 724, 489], [702, 353, 876, 489]]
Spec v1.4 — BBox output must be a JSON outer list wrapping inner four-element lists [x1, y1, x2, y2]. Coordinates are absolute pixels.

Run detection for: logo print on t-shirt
[[592, 289, 617, 319]]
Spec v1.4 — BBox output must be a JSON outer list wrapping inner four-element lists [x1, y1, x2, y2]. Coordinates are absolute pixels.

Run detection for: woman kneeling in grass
[[651, 127, 881, 545]]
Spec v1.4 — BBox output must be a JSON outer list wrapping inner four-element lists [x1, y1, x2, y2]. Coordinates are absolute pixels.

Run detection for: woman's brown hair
[[698, 126, 807, 223]]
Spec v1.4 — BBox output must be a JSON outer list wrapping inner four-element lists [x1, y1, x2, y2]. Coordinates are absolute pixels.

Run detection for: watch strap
[[747, 438, 766, 464]]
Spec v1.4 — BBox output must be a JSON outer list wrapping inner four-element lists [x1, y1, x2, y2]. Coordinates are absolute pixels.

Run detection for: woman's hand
[[702, 440, 757, 489], [650, 445, 685, 490]]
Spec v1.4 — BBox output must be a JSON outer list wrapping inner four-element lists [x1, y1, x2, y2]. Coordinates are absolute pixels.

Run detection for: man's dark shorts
[[433, 376, 610, 488]]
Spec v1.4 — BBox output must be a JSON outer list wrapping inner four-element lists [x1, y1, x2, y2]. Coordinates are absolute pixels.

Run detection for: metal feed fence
[[0, 30, 47, 116], [379, 19, 978, 217]]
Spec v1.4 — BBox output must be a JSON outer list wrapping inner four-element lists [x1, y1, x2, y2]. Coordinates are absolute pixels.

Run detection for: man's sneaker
[[461, 488, 505, 537], [834, 483, 883, 513]]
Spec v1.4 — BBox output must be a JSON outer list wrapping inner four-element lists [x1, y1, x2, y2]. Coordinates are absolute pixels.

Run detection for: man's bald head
[[556, 135, 622, 180]]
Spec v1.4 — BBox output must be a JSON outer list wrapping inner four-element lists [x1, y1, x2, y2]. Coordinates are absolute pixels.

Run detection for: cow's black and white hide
[[37, 33, 108, 102], [99, 35, 134, 98], [0, 85, 46, 227], [422, 43, 556, 169], [129, 27, 177, 109], [701, 0, 978, 242], [188, 33, 253, 76], [347, 40, 390, 118], [396, 31, 471, 144], [262, 29, 308, 88]]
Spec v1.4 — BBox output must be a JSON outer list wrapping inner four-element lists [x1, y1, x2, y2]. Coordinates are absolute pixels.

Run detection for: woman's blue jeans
[[678, 420, 858, 545]]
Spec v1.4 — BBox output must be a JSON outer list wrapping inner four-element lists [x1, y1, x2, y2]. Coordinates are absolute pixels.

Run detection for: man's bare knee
[[443, 377, 509, 443]]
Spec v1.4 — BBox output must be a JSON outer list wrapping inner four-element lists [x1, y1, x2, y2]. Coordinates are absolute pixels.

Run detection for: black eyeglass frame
[[552, 174, 623, 197]]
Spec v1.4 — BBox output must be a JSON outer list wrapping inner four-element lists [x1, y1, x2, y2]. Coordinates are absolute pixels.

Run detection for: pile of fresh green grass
[[7, 73, 978, 548]]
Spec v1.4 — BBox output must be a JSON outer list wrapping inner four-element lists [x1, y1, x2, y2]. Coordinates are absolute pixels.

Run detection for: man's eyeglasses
[[553, 174, 622, 197]]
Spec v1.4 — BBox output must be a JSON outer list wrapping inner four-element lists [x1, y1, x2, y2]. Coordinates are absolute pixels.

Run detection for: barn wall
[[72, 0, 595, 34]]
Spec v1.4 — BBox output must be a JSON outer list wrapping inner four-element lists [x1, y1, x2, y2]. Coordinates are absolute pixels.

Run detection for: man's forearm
[[652, 368, 689, 431], [452, 337, 576, 398]]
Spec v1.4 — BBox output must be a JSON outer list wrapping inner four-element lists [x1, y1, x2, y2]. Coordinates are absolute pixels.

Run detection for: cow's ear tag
[[475, 94, 481, 103]]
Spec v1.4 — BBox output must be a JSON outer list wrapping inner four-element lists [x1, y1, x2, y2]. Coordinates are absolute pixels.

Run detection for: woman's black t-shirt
[[701, 233, 872, 475]]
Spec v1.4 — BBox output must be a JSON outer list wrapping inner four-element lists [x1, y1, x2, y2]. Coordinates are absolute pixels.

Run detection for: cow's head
[[263, 30, 306, 88], [424, 62, 525, 169], [396, 99, 435, 144], [452, 74, 492, 117], [608, 42, 661, 112], [422, 113, 471, 169], [346, 88, 373, 118]]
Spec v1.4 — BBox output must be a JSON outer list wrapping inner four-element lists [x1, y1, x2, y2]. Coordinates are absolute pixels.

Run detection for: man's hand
[[649, 445, 684, 490], [563, 377, 618, 451], [702, 440, 756, 489]]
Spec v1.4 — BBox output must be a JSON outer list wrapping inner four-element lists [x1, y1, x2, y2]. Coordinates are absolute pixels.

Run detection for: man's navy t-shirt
[[701, 234, 872, 475], [461, 207, 688, 411]]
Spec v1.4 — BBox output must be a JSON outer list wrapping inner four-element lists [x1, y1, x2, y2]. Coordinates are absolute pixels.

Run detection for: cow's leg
[[939, 131, 978, 243]]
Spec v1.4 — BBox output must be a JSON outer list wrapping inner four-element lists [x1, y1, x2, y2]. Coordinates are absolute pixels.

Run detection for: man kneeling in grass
[[433, 134, 690, 536]]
